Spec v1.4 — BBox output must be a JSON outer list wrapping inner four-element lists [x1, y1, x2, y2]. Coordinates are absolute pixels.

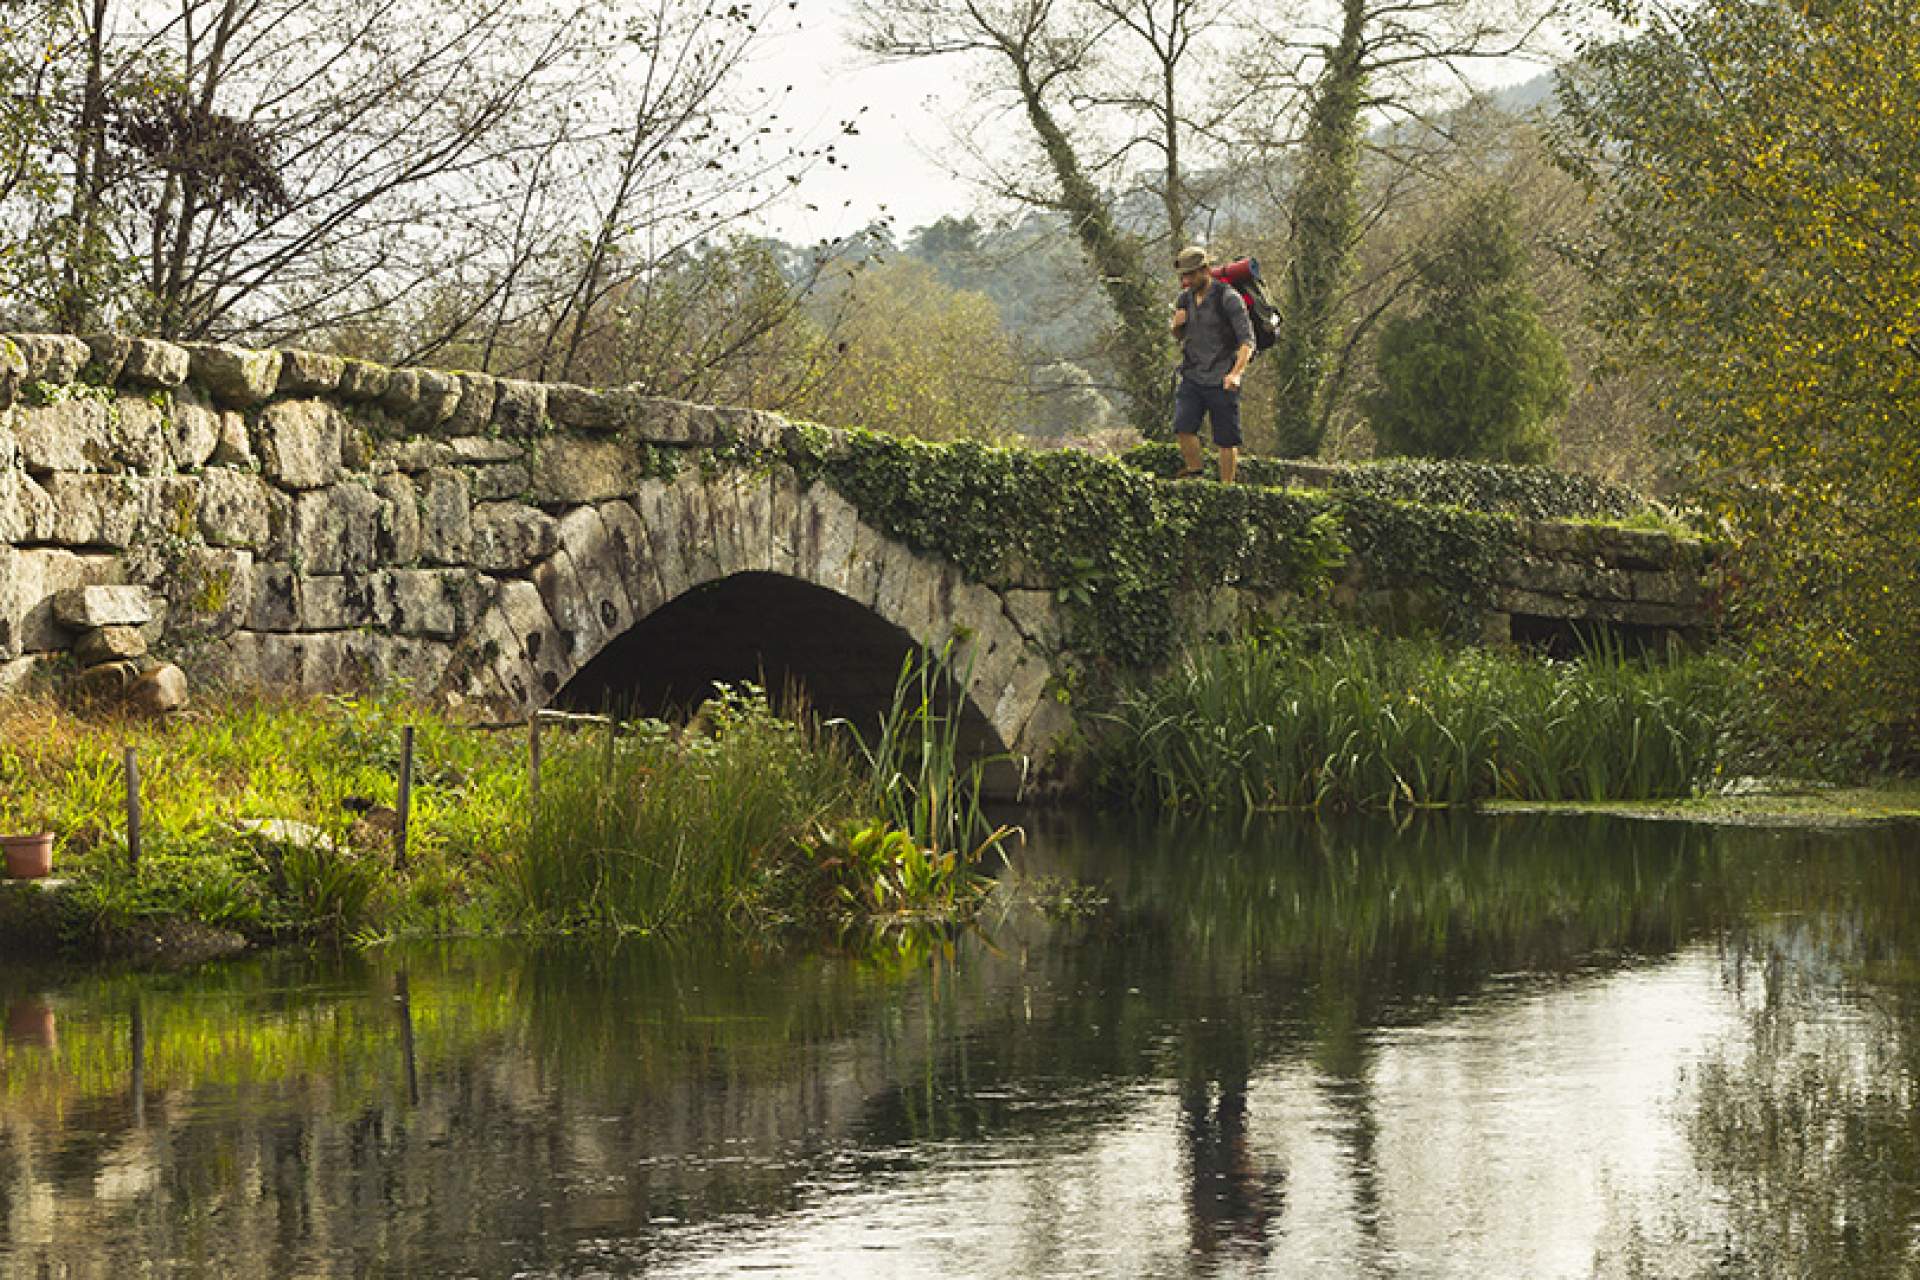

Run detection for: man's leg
[[1173, 379, 1206, 476], [1208, 384, 1244, 483], [1178, 432, 1204, 476]]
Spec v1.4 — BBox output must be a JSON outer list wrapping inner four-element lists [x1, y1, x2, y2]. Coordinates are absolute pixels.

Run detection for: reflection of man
[[1169, 245, 1253, 485], [1181, 1038, 1284, 1260]]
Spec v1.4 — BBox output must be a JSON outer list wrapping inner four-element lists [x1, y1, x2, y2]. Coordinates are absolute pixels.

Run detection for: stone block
[[211, 631, 303, 691], [160, 547, 252, 641], [416, 370, 462, 428], [189, 343, 282, 407], [54, 584, 150, 628], [82, 334, 131, 384], [471, 501, 559, 573], [470, 462, 531, 502], [377, 439, 454, 473], [15, 395, 118, 472], [630, 482, 690, 603], [547, 383, 623, 432], [244, 564, 298, 632], [380, 368, 421, 417], [277, 349, 346, 395], [292, 482, 384, 575], [257, 398, 343, 490], [75, 625, 148, 665], [122, 339, 190, 387], [494, 578, 569, 703], [989, 651, 1052, 752], [0, 336, 21, 407], [1001, 589, 1062, 653], [196, 468, 275, 548], [0, 552, 120, 656], [628, 395, 702, 444], [447, 436, 523, 464], [167, 388, 222, 470], [1630, 569, 1703, 607], [419, 469, 472, 565], [338, 359, 387, 401], [295, 573, 393, 631], [538, 506, 633, 662], [6, 472, 55, 544], [529, 438, 641, 504], [374, 473, 421, 565], [491, 378, 546, 436], [447, 374, 496, 434], [114, 393, 173, 473], [210, 407, 253, 467], [42, 474, 144, 547], [0, 654, 51, 696], [710, 406, 786, 451], [12, 334, 89, 384], [596, 498, 666, 618], [387, 569, 485, 639]]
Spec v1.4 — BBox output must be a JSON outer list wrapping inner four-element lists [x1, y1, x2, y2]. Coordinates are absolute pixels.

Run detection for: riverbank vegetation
[[0, 654, 1010, 956], [1096, 632, 1753, 814]]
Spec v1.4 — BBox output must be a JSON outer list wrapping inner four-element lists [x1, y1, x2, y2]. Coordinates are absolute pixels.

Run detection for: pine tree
[[1366, 188, 1569, 463]]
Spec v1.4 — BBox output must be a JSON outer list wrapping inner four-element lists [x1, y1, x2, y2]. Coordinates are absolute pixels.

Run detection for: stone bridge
[[0, 333, 1716, 772]]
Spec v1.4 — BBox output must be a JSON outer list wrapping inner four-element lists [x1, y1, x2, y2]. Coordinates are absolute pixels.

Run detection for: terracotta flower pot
[[5, 1000, 55, 1048], [2, 832, 53, 879]]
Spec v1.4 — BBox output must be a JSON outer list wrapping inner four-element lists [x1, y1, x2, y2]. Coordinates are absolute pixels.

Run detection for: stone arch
[[438, 468, 1062, 758]]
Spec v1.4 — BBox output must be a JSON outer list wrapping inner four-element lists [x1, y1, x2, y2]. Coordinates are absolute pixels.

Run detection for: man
[[1169, 245, 1253, 483]]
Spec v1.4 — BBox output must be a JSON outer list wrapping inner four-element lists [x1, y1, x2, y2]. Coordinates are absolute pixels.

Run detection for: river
[[2, 812, 1915, 1277]]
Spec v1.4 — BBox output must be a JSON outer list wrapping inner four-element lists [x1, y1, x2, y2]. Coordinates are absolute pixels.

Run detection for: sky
[[745, 3, 1560, 247], [746, 5, 977, 245]]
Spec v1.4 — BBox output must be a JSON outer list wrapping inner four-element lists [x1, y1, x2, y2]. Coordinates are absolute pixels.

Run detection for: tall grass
[[1098, 631, 1753, 813], [843, 643, 1015, 860], [503, 685, 861, 931]]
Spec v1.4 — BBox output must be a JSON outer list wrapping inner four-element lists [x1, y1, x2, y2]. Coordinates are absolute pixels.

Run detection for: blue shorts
[[1173, 379, 1242, 447]]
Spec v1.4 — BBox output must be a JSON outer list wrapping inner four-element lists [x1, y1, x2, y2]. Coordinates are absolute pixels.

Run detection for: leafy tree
[[798, 259, 1027, 442], [1555, 0, 1920, 764], [1367, 187, 1568, 462]]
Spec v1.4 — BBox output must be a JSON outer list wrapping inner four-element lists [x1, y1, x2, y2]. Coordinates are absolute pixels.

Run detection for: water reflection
[[0, 814, 1913, 1277]]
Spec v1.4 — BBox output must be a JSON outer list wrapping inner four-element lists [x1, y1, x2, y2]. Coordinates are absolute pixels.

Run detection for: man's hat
[[1174, 245, 1210, 272]]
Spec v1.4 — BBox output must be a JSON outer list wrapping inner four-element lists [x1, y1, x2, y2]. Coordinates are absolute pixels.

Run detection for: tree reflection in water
[[0, 816, 1916, 1277]]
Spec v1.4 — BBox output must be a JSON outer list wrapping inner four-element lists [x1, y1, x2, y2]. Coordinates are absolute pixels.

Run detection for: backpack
[[1209, 256, 1279, 353]]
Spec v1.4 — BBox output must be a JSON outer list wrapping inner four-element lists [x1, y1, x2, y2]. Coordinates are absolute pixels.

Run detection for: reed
[[1098, 631, 1751, 813], [503, 685, 862, 932]]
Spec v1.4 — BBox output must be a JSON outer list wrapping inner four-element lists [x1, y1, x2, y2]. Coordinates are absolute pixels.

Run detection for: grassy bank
[[1095, 632, 1756, 814], [0, 657, 1010, 957]]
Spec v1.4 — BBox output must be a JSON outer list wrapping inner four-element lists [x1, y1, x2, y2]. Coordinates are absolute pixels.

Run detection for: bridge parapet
[[0, 333, 1719, 770]]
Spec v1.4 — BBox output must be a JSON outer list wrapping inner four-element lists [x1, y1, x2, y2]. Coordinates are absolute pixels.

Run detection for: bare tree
[[853, 0, 1186, 432]]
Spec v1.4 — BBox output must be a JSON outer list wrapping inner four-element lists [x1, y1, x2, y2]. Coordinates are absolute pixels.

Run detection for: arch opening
[[555, 572, 998, 753]]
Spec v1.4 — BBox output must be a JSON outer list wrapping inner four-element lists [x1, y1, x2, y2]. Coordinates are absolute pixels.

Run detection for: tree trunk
[[1270, 0, 1368, 457], [1015, 66, 1172, 434]]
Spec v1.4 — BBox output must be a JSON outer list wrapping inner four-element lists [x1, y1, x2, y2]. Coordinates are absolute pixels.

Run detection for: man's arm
[[1222, 288, 1255, 390], [1170, 289, 1190, 337]]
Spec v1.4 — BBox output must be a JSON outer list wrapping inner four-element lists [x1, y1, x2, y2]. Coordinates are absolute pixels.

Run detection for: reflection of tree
[[1678, 827, 1920, 1280]]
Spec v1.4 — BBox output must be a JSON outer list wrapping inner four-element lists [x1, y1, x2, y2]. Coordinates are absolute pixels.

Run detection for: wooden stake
[[124, 746, 141, 869], [395, 725, 415, 871], [529, 714, 543, 811]]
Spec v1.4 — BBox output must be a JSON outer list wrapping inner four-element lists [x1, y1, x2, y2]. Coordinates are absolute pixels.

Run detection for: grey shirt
[[1176, 281, 1254, 386]]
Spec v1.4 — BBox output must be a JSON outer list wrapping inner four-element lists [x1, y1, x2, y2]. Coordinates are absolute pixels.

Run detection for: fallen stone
[[75, 658, 141, 701], [75, 625, 148, 666], [53, 585, 151, 628], [124, 662, 189, 716]]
